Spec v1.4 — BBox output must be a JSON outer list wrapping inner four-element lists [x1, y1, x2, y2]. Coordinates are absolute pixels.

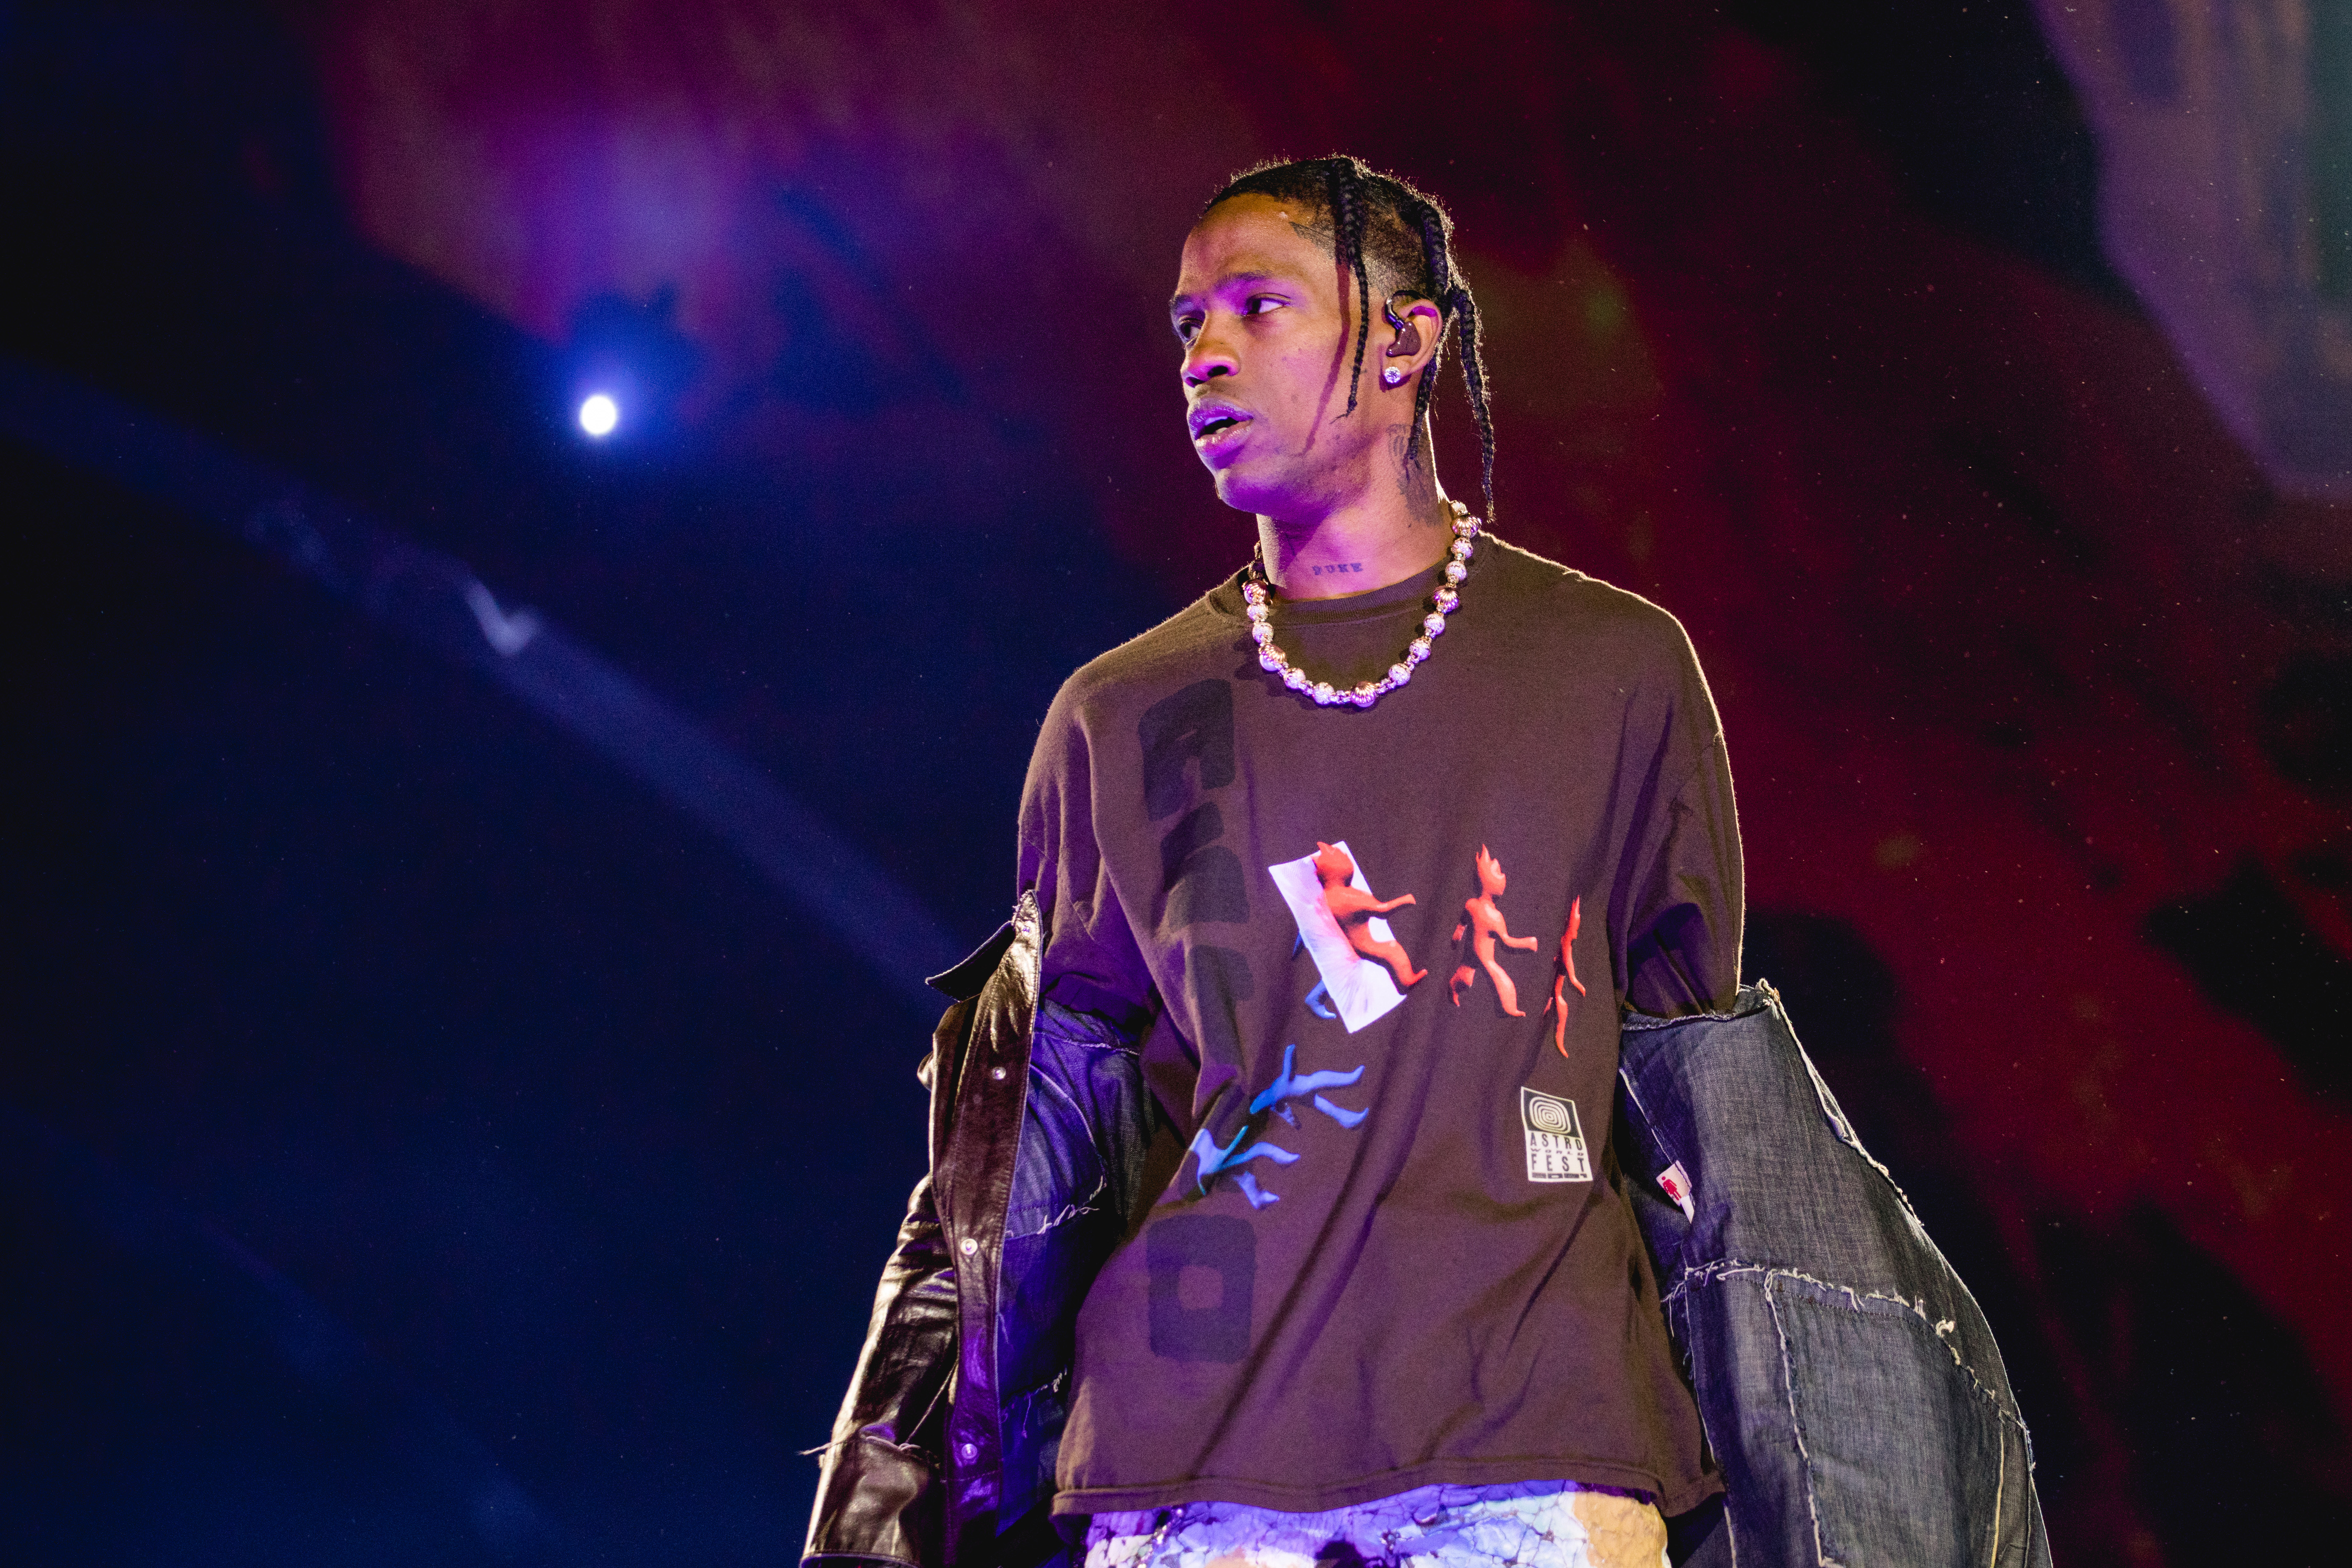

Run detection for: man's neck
[[1256, 487, 1456, 601]]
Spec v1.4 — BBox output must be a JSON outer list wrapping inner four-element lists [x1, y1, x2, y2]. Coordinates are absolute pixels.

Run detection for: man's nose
[[1183, 333, 1237, 388]]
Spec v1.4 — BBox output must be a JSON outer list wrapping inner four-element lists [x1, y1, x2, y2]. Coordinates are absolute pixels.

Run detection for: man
[[1025, 154, 1734, 1568], [804, 158, 2043, 1568], [818, 155, 1730, 1568]]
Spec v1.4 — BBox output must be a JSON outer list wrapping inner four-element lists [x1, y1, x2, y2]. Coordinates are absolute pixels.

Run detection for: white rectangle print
[[1267, 839, 1408, 1033]]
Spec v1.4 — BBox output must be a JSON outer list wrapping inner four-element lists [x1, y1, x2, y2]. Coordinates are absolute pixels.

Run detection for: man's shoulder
[[1046, 585, 1236, 725], [1484, 537, 1699, 665]]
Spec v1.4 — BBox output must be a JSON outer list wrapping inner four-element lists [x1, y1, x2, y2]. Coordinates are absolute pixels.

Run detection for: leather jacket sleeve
[[806, 920, 1022, 1568], [804, 957, 993, 1568], [802, 1163, 957, 1568]]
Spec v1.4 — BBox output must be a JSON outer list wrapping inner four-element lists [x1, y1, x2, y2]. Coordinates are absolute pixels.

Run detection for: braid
[[1403, 196, 1448, 468], [1326, 160, 1373, 417], [1201, 155, 1496, 521], [1450, 286, 1496, 527]]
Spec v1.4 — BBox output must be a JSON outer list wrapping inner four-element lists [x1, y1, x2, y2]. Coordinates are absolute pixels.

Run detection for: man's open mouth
[[1189, 407, 1249, 442]]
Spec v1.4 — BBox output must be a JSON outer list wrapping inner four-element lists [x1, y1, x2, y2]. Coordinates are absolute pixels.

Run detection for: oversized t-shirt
[[1015, 537, 1741, 1518]]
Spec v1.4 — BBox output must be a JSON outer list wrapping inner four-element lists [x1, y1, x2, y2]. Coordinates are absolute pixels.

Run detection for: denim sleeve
[[1617, 988, 2050, 1566], [995, 1000, 1154, 1534]]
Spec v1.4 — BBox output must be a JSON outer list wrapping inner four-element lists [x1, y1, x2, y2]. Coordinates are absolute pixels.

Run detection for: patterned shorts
[[1082, 1481, 1668, 1568]]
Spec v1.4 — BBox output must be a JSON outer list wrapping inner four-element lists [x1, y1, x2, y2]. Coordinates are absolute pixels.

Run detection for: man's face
[[1170, 194, 1380, 518]]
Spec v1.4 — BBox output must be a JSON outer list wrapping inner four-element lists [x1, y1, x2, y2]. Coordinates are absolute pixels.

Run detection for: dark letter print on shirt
[[1187, 944, 1254, 1064], [1142, 680, 1248, 931], [1147, 1213, 1256, 1362], [1139, 679, 1236, 821], [1161, 802, 1248, 928]]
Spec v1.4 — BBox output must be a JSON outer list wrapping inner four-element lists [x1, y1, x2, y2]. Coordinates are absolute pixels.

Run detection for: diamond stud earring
[[1382, 367, 1403, 386]]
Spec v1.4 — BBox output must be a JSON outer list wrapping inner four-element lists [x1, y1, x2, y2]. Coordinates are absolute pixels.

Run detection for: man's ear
[[1380, 294, 1444, 383]]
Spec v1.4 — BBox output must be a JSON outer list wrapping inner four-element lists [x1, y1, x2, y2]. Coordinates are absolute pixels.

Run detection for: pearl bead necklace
[[1241, 501, 1480, 709]]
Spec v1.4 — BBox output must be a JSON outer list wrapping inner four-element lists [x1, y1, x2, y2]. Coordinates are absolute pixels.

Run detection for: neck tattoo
[[1242, 501, 1479, 709]]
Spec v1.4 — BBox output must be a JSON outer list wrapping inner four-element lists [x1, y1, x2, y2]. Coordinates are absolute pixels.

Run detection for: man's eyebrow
[[1167, 271, 1293, 313]]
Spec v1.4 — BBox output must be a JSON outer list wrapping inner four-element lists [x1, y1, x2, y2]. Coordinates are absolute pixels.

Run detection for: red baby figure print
[[1311, 841, 1426, 989], [1449, 844, 1541, 1016], [1542, 896, 1587, 1057]]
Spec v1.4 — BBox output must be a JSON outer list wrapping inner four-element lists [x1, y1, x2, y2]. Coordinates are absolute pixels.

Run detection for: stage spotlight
[[578, 393, 619, 437]]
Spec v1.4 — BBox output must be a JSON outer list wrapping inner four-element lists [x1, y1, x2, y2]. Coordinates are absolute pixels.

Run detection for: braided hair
[[1203, 155, 1496, 525]]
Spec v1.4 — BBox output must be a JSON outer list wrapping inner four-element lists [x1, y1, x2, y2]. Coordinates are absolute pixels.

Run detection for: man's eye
[[1174, 317, 1202, 343], [1244, 296, 1285, 317]]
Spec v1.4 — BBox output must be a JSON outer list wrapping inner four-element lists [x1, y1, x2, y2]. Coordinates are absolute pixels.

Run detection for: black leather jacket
[[806, 892, 1153, 1568], [802, 894, 2048, 1568]]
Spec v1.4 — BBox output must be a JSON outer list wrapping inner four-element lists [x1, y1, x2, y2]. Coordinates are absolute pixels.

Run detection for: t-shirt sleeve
[[1017, 683, 1160, 1036], [1616, 623, 1745, 1017]]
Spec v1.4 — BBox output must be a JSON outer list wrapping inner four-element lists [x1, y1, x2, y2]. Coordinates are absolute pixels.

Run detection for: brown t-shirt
[[1016, 537, 1741, 1517]]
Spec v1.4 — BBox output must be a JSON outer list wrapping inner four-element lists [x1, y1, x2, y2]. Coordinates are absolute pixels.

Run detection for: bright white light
[[578, 393, 619, 437]]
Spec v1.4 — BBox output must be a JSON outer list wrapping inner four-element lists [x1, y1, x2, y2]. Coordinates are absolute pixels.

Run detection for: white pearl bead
[[1237, 528, 1473, 709]]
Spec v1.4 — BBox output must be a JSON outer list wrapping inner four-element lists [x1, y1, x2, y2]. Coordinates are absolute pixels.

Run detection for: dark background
[[4, 2, 2349, 1564]]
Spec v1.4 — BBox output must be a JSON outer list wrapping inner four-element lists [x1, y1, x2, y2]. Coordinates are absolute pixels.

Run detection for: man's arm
[[1619, 621, 1744, 1016]]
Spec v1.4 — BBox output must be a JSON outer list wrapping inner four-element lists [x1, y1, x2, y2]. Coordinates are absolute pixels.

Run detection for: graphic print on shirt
[[1267, 839, 1422, 1032], [1448, 845, 1541, 1016], [1520, 1087, 1593, 1183], [1185, 1043, 1369, 1209], [1309, 842, 1425, 987], [1541, 896, 1588, 1058], [1145, 1212, 1254, 1362], [1143, 680, 1249, 930], [1139, 680, 1256, 1063]]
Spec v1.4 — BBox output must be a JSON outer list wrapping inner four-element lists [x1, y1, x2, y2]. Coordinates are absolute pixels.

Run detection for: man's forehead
[[1172, 202, 1333, 302]]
